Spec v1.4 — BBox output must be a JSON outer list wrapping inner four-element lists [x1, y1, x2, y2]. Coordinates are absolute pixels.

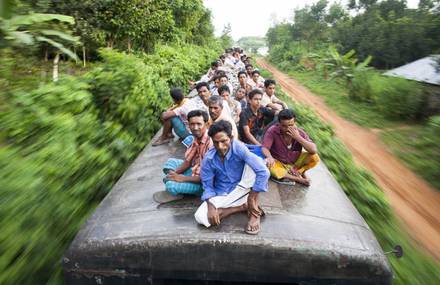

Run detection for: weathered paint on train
[[63, 133, 392, 285]]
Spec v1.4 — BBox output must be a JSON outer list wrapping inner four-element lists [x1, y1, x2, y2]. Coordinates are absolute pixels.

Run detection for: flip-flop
[[153, 191, 183, 204], [245, 217, 261, 235], [270, 177, 296, 186]]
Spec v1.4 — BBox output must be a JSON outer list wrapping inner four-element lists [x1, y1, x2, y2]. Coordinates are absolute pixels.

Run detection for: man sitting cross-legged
[[262, 109, 320, 186], [194, 120, 270, 235], [154, 110, 213, 203]]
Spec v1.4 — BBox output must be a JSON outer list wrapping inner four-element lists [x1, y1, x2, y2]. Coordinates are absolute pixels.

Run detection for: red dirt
[[257, 58, 440, 261]]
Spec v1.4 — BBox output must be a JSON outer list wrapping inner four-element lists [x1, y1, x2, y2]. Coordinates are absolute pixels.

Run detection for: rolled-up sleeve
[[200, 157, 217, 201], [238, 144, 269, 192]]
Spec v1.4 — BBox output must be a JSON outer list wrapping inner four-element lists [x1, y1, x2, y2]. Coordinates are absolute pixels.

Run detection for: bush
[[376, 76, 424, 120], [0, 45, 218, 284], [349, 70, 384, 102]]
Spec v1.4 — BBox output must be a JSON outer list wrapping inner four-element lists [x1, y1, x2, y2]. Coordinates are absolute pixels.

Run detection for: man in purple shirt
[[262, 109, 320, 186], [195, 120, 270, 235]]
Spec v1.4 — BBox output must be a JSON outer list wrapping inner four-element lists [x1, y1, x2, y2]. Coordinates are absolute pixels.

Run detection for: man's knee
[[194, 201, 209, 227]]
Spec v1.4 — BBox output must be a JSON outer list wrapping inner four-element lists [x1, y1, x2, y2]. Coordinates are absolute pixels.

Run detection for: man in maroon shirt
[[261, 109, 320, 186]]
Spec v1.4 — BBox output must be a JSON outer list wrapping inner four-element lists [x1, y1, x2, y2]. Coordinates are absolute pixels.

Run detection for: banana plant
[[322, 46, 372, 84], [0, 12, 80, 81]]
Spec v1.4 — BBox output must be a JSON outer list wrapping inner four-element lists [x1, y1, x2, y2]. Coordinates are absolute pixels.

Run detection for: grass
[[381, 126, 440, 191], [285, 69, 397, 129], [258, 62, 440, 285]]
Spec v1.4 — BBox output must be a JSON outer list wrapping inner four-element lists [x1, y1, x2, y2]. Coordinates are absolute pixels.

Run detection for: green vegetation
[[381, 117, 440, 190], [258, 65, 440, 285], [0, 1, 222, 284]]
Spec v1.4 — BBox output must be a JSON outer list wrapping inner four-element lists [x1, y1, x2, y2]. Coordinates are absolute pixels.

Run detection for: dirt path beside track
[[257, 58, 440, 261]]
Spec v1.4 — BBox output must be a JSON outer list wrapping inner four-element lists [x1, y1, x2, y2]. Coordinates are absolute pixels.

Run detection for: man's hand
[[265, 156, 275, 168], [167, 171, 186, 182], [207, 201, 220, 226], [287, 126, 301, 140]]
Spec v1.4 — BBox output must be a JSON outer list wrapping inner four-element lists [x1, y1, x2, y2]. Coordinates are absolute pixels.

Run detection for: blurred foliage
[[0, 35, 218, 285], [258, 64, 440, 284], [381, 116, 440, 191], [142, 43, 222, 90]]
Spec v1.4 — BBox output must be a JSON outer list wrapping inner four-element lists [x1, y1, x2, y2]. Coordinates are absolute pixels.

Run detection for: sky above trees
[[203, 0, 419, 40]]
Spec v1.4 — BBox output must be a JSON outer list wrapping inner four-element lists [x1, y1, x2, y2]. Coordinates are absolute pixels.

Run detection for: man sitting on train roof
[[261, 79, 288, 114], [153, 110, 213, 203], [195, 120, 270, 235], [218, 85, 241, 124], [152, 88, 191, 146], [207, 95, 239, 139], [247, 70, 265, 90], [238, 89, 273, 145], [210, 73, 233, 97], [152, 82, 230, 146], [237, 70, 252, 94], [261, 109, 320, 186]]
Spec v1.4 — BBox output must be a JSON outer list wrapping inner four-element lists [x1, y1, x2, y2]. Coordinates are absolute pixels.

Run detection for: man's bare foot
[[152, 137, 171, 147], [217, 203, 248, 220], [245, 214, 260, 235], [290, 175, 310, 186]]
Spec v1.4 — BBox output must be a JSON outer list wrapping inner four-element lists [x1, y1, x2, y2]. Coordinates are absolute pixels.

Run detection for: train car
[[63, 131, 392, 285]]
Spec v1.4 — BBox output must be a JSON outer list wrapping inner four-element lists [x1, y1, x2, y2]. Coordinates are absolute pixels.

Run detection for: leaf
[[8, 13, 75, 28], [36, 36, 79, 61], [40, 30, 81, 45], [6, 30, 34, 45]]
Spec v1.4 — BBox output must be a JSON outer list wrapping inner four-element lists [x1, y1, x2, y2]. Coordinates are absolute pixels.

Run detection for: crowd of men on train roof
[[152, 47, 320, 235]]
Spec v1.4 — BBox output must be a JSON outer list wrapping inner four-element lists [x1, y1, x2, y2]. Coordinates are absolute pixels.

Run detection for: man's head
[[248, 89, 263, 110], [264, 79, 276, 96], [208, 120, 233, 158], [251, 70, 260, 82], [218, 85, 231, 99], [233, 51, 240, 59], [208, 95, 224, 121], [278, 109, 296, 135], [211, 61, 219, 70], [196, 82, 211, 102], [187, 110, 209, 139], [235, 87, 246, 100], [238, 71, 247, 84], [245, 64, 253, 74], [219, 74, 228, 86], [170, 88, 184, 104]]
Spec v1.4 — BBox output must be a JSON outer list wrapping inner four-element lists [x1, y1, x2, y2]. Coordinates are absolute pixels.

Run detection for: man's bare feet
[[152, 136, 171, 147], [288, 169, 311, 186], [245, 214, 260, 235]]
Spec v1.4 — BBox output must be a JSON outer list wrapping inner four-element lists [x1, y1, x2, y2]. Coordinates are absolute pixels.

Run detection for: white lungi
[[195, 165, 256, 227]]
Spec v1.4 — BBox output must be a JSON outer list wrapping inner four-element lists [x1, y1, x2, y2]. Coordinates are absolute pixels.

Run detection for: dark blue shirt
[[200, 140, 269, 201]]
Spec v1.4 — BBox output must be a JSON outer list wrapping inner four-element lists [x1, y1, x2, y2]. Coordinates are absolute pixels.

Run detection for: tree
[[0, 11, 80, 80]]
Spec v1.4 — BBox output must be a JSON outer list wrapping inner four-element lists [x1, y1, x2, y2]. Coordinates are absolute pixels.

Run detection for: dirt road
[[257, 58, 440, 261]]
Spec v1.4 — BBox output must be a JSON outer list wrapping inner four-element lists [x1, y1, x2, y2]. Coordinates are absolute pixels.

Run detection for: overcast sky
[[203, 0, 420, 41]]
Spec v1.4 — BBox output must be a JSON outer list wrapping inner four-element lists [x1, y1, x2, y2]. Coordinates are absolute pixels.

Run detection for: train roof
[[63, 133, 392, 285]]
